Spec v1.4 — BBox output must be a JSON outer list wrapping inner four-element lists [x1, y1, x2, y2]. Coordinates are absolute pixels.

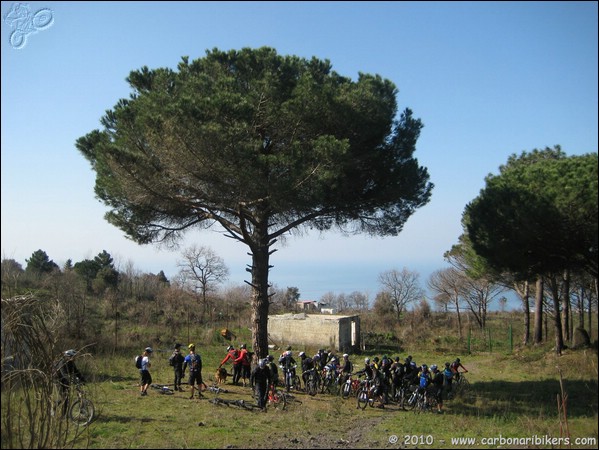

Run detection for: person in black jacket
[[169, 343, 185, 392], [54, 349, 85, 416], [250, 358, 272, 411]]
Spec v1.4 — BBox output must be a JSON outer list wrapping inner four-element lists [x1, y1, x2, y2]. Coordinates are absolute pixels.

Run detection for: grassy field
[[64, 340, 599, 449]]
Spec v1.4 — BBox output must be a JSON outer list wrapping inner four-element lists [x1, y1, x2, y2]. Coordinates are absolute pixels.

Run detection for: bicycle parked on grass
[[150, 383, 175, 395]]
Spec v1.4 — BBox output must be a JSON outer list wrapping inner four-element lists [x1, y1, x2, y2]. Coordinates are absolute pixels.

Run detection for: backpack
[[188, 353, 200, 371], [419, 373, 429, 388], [169, 353, 176, 367], [135, 355, 142, 369]]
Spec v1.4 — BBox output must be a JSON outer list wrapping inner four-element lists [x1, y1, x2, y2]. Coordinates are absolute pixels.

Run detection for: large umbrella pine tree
[[76, 47, 434, 358]]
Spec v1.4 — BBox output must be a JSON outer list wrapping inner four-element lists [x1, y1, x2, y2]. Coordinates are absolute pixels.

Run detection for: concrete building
[[267, 313, 360, 353]]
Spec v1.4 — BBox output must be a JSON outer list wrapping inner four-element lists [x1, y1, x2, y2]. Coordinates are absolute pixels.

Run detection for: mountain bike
[[210, 397, 262, 411], [266, 383, 287, 410], [320, 367, 339, 395], [391, 379, 412, 410], [280, 364, 300, 393], [150, 383, 174, 395], [304, 368, 319, 396], [454, 373, 470, 394], [68, 382, 95, 426], [206, 385, 229, 394], [356, 378, 376, 410], [341, 373, 360, 399]]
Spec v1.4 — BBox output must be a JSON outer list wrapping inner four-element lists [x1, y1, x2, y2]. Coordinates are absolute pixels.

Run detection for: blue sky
[[2, 1, 597, 308]]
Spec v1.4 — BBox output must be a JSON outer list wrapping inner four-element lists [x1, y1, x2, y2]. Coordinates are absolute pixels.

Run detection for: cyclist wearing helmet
[[250, 358, 271, 411], [234, 344, 252, 387], [339, 353, 353, 385], [443, 362, 454, 396], [355, 357, 374, 380], [299, 351, 315, 387], [265, 354, 279, 387], [54, 349, 85, 415], [430, 364, 444, 413], [139, 347, 153, 396], [316, 349, 328, 370], [184, 344, 206, 399], [218, 344, 239, 385], [404, 361, 419, 386], [278, 350, 297, 392], [417, 364, 430, 391], [450, 357, 468, 382]]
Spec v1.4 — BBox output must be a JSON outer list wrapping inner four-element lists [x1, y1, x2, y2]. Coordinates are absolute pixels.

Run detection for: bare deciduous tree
[[178, 245, 229, 322], [428, 268, 465, 340], [378, 268, 424, 323]]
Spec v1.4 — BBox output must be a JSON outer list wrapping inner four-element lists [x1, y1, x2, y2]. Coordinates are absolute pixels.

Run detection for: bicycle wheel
[[307, 378, 318, 396], [397, 389, 408, 410], [295, 375, 302, 389], [405, 389, 418, 410], [341, 381, 352, 399], [271, 389, 287, 410], [69, 399, 94, 426], [357, 387, 369, 410]]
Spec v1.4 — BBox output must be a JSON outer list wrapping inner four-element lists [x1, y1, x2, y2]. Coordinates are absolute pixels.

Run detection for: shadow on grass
[[94, 373, 137, 383], [453, 378, 598, 418], [94, 414, 158, 424]]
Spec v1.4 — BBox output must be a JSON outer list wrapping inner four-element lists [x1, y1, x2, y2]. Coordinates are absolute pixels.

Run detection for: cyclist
[[278, 350, 297, 391], [315, 349, 328, 370], [265, 354, 279, 387], [355, 357, 374, 380], [299, 351, 315, 388], [443, 361, 454, 397], [430, 364, 444, 414], [54, 349, 85, 415], [184, 344, 206, 399], [139, 347, 153, 397], [404, 361, 419, 387], [450, 357, 468, 382], [234, 344, 251, 387], [218, 344, 239, 385], [340, 354, 353, 384], [169, 343, 185, 392], [322, 356, 340, 389], [250, 358, 271, 411]]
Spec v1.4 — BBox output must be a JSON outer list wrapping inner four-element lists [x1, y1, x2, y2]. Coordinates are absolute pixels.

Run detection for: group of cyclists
[[216, 345, 468, 412]]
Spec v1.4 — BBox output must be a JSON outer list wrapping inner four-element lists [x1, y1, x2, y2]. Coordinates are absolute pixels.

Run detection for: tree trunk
[[517, 280, 531, 345], [548, 275, 564, 355], [533, 277, 543, 344], [455, 296, 463, 341], [249, 221, 272, 360], [577, 285, 585, 329], [561, 270, 571, 344]]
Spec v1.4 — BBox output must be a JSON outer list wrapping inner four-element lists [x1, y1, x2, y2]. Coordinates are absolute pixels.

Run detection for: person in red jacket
[[234, 344, 252, 387], [218, 345, 239, 385]]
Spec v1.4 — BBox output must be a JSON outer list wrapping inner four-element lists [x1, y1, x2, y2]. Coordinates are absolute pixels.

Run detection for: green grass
[[59, 343, 598, 449]]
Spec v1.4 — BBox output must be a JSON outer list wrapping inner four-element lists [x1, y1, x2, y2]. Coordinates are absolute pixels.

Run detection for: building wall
[[267, 313, 360, 352]]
